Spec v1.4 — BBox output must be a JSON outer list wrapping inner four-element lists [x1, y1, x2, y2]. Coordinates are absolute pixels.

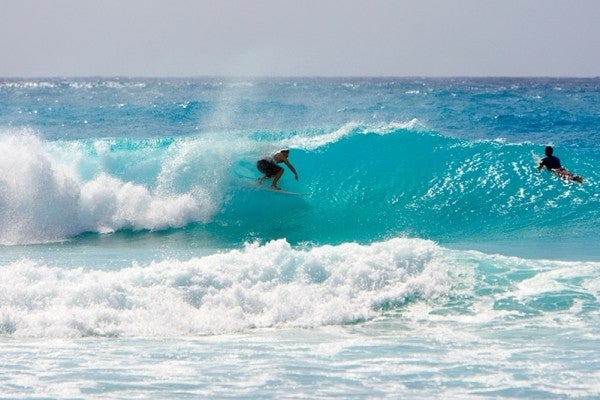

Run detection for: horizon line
[[2, 74, 599, 80]]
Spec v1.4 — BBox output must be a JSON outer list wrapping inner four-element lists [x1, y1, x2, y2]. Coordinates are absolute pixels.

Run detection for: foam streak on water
[[0, 327, 597, 400]]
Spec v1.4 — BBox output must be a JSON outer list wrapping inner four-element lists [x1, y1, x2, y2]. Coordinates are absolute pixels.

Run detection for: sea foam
[[2, 235, 598, 339], [0, 237, 449, 337], [0, 131, 218, 244]]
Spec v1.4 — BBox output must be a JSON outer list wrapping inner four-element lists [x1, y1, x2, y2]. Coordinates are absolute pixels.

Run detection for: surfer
[[537, 146, 583, 183], [256, 149, 299, 190]]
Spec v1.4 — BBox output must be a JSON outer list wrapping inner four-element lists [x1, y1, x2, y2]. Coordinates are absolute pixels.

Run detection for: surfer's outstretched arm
[[283, 159, 299, 180]]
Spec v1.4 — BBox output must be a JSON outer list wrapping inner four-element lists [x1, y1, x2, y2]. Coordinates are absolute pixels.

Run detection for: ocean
[[0, 77, 598, 399]]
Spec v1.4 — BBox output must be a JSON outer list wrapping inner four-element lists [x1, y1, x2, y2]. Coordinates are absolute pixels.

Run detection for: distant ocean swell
[[1, 122, 597, 246]]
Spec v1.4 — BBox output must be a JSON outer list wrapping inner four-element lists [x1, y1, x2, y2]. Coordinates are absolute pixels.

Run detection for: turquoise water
[[1, 78, 599, 398]]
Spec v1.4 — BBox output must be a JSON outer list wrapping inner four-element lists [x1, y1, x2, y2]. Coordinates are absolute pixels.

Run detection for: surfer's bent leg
[[271, 169, 284, 190]]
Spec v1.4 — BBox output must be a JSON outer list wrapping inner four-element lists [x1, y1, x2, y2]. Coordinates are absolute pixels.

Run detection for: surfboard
[[256, 185, 307, 196], [235, 173, 308, 195], [552, 168, 584, 183], [533, 154, 584, 183]]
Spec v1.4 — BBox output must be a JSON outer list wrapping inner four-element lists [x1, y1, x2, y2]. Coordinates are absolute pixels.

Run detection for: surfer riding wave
[[257, 149, 299, 190]]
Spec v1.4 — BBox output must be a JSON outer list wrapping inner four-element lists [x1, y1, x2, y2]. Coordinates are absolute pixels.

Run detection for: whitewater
[[1, 77, 599, 399]]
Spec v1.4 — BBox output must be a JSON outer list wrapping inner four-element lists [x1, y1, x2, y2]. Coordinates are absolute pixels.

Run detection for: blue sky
[[1, 0, 598, 77]]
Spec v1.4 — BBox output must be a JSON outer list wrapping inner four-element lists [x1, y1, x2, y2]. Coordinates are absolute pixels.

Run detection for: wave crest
[[0, 131, 218, 244], [1, 123, 597, 246]]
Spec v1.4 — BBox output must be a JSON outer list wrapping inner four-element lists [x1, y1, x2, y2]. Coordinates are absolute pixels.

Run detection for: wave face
[[0, 123, 598, 248]]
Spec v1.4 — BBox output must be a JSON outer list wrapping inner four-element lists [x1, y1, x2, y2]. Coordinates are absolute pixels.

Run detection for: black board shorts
[[257, 159, 283, 177]]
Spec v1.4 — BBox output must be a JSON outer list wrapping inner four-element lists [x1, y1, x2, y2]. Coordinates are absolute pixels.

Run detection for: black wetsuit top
[[540, 155, 561, 170]]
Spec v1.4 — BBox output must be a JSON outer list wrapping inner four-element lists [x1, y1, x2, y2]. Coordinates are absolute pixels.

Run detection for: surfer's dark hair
[[545, 146, 553, 156]]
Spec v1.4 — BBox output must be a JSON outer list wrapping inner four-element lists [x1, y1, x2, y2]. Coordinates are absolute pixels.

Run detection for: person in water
[[538, 146, 562, 170], [537, 146, 583, 183], [256, 149, 299, 190]]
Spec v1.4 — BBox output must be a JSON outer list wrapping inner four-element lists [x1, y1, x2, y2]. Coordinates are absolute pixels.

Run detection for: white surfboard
[[235, 173, 308, 195], [258, 186, 307, 196]]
